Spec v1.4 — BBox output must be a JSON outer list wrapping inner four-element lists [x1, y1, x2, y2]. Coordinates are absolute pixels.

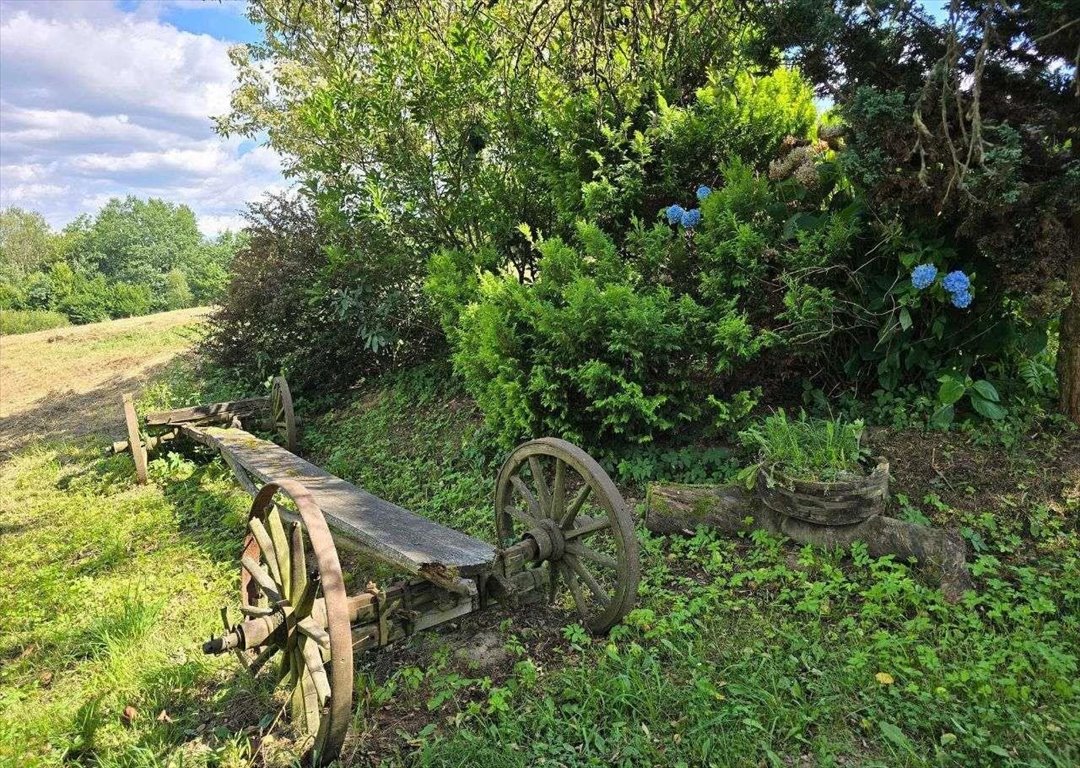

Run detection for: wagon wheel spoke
[[290, 655, 321, 736], [547, 562, 560, 604], [563, 515, 610, 540], [249, 518, 283, 585], [299, 636, 332, 702], [528, 456, 552, 515], [289, 521, 307, 604], [267, 508, 292, 598], [551, 459, 566, 522], [239, 604, 274, 618], [297, 617, 331, 651], [270, 377, 298, 453], [559, 483, 591, 527], [565, 542, 619, 570], [503, 503, 538, 528], [230, 481, 351, 767], [560, 563, 590, 622], [509, 476, 543, 521], [563, 554, 610, 606], [242, 555, 282, 603], [494, 439, 642, 635], [246, 643, 279, 677]]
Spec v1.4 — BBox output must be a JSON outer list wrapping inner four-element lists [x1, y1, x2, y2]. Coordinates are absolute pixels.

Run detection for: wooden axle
[[206, 568, 548, 659], [111, 428, 179, 455]]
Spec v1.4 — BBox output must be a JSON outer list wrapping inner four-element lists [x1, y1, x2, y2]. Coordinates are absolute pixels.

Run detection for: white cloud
[[0, 0, 286, 237]]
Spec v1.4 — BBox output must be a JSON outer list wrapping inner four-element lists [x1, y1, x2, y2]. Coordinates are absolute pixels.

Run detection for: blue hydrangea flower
[[696, 185, 712, 201], [911, 264, 937, 290], [681, 208, 702, 228], [942, 270, 970, 294], [666, 204, 685, 224], [950, 289, 973, 309]]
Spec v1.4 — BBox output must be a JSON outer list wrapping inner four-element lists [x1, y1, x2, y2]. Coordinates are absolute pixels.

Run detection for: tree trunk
[[1058, 219, 1080, 425], [644, 483, 972, 601]]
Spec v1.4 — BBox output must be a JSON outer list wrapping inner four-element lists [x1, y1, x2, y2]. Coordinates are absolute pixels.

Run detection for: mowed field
[[0, 307, 210, 456], [0, 309, 261, 767]]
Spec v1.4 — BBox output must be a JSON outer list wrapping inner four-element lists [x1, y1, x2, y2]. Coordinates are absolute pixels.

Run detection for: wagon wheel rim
[[270, 376, 298, 453], [240, 480, 352, 767], [495, 438, 640, 634]]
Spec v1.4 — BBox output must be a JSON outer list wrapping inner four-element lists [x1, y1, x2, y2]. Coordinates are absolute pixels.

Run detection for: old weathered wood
[[757, 458, 889, 525], [494, 437, 640, 634], [645, 483, 972, 601], [180, 425, 497, 585], [144, 397, 267, 426], [111, 429, 179, 455], [122, 393, 148, 484]]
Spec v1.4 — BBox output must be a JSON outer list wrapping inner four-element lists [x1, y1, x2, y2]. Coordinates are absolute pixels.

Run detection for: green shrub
[[0, 309, 70, 335], [738, 409, 867, 481], [107, 282, 154, 318], [163, 268, 193, 310], [429, 220, 767, 453]]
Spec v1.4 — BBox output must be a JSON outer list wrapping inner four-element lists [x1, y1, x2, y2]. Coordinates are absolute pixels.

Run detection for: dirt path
[[0, 307, 210, 456]]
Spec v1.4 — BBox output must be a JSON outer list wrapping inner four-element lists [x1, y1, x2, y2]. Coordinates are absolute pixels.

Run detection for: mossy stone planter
[[756, 457, 889, 526]]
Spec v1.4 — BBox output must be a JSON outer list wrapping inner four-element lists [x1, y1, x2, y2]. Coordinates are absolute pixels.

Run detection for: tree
[[69, 197, 203, 309], [0, 207, 56, 280], [214, 0, 772, 385], [750, 0, 1080, 422]]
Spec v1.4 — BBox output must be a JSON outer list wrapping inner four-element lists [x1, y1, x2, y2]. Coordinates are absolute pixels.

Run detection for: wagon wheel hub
[[524, 517, 566, 562]]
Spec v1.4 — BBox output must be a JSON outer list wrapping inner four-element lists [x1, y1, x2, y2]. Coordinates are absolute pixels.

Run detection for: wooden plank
[[144, 397, 267, 426], [122, 393, 148, 484], [179, 425, 497, 578]]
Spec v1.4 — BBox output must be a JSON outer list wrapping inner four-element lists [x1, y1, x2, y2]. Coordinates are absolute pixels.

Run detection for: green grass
[[739, 409, 867, 480], [0, 443, 259, 766], [0, 309, 69, 335], [297, 368, 1079, 767]]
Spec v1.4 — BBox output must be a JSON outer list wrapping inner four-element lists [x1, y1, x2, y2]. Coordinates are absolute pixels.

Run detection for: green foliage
[[0, 201, 241, 326], [304, 364, 496, 541], [0, 444, 255, 766], [214, 1, 817, 392], [0, 207, 57, 280], [0, 308, 70, 335], [738, 409, 867, 480], [932, 375, 1007, 428], [749, 0, 1077, 422], [429, 217, 769, 452]]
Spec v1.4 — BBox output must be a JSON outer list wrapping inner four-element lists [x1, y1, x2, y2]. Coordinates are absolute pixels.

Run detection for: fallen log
[[644, 483, 972, 601]]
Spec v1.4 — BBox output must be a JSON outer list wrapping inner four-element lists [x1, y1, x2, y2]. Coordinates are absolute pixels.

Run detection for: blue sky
[[0, 0, 284, 235]]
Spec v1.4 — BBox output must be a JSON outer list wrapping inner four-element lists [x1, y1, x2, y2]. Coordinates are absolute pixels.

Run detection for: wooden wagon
[[116, 378, 641, 765]]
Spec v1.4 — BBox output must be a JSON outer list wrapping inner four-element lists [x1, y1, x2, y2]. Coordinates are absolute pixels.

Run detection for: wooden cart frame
[[117, 378, 641, 765]]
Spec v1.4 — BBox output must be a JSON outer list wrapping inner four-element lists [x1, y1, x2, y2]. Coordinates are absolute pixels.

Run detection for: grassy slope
[[307, 371, 1080, 768], [0, 332, 1078, 766]]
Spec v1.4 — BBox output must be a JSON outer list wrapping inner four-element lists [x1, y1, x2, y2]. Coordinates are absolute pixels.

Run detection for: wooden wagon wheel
[[237, 480, 353, 766], [121, 392, 148, 484], [270, 376, 298, 453], [495, 438, 640, 634]]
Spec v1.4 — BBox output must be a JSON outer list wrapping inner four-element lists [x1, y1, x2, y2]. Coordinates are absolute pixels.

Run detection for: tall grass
[[739, 408, 866, 479], [0, 309, 70, 335]]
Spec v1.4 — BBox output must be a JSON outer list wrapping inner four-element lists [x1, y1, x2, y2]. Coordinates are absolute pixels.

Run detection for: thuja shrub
[[428, 219, 768, 453]]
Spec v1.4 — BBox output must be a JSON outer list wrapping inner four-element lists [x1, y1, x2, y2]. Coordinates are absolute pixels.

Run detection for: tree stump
[[644, 483, 972, 601]]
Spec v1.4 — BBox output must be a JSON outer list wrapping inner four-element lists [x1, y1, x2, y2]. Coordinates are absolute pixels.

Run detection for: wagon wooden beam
[[644, 483, 972, 601], [143, 396, 268, 426]]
